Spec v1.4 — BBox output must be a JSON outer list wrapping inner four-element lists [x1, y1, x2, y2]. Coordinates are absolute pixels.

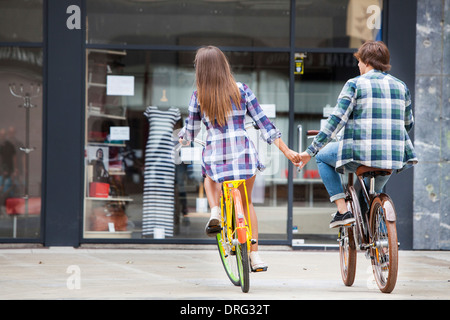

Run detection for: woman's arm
[[274, 137, 301, 165]]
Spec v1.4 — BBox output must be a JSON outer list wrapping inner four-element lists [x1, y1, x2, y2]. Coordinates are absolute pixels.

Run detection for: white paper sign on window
[[110, 126, 130, 141], [106, 75, 135, 96], [181, 147, 202, 162]]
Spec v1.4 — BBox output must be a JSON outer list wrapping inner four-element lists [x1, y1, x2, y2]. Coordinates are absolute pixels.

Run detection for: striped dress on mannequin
[[143, 106, 181, 237]]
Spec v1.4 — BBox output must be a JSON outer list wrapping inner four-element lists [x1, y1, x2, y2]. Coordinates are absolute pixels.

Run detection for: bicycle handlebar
[[307, 130, 320, 136]]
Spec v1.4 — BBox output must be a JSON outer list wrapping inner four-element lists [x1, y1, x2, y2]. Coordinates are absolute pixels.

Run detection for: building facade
[[0, 0, 446, 250]]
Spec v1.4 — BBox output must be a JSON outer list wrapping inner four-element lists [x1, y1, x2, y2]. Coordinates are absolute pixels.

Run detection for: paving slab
[[0, 245, 448, 301]]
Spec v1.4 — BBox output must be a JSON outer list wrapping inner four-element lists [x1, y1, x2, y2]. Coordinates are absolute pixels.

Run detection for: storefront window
[[83, 49, 290, 240], [292, 52, 358, 244], [84, 0, 385, 245], [0, 0, 43, 43], [295, 0, 383, 48], [0, 47, 43, 238], [87, 0, 290, 47]]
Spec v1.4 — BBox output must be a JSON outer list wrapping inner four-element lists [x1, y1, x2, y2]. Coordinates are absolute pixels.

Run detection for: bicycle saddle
[[356, 166, 392, 177]]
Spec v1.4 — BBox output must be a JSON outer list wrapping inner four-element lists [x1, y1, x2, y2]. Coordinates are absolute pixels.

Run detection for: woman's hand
[[283, 148, 302, 166], [273, 138, 302, 166]]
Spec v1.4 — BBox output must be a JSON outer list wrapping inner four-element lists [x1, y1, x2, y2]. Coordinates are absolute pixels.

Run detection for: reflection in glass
[[295, 0, 383, 48], [87, 0, 290, 47], [0, 0, 43, 42], [292, 52, 358, 244], [83, 49, 290, 240], [0, 47, 43, 238]]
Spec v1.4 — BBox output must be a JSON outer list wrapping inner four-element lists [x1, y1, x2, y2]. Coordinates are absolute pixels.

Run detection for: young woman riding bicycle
[[178, 45, 300, 271]]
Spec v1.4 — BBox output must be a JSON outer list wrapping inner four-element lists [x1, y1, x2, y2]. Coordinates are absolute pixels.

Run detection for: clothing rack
[[8, 83, 40, 237]]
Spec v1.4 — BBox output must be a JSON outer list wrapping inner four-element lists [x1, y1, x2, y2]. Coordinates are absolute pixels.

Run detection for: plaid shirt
[[179, 82, 281, 183], [307, 69, 418, 173]]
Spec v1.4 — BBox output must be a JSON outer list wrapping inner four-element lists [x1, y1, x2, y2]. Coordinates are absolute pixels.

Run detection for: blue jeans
[[315, 142, 390, 202]]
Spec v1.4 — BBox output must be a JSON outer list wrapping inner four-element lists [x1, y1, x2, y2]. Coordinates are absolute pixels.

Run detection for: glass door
[[232, 51, 291, 242], [292, 51, 359, 246], [0, 0, 43, 240]]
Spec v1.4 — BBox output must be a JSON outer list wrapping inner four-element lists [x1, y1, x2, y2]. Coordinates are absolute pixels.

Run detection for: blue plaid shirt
[[179, 82, 281, 182], [307, 69, 418, 173]]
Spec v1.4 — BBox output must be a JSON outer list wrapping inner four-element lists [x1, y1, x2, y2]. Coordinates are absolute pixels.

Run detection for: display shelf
[[86, 196, 133, 202], [84, 48, 132, 238]]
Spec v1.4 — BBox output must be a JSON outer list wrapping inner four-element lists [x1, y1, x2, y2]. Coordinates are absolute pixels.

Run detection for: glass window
[[87, 0, 290, 47], [0, 0, 43, 42], [295, 0, 383, 48], [83, 49, 291, 241], [0, 47, 43, 238], [292, 51, 358, 244]]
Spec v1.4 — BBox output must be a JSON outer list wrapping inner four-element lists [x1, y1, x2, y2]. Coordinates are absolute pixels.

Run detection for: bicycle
[[306, 130, 399, 293], [214, 178, 257, 293], [178, 124, 262, 293]]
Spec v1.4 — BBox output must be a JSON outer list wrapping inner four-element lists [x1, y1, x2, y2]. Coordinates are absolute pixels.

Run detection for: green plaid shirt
[[307, 69, 418, 173]]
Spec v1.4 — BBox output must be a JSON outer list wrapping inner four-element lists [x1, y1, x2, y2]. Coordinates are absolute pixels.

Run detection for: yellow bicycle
[[213, 178, 257, 293]]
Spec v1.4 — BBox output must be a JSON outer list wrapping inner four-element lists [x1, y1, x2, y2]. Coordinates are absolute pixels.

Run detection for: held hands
[[281, 149, 311, 170], [274, 138, 304, 167], [282, 148, 302, 166]]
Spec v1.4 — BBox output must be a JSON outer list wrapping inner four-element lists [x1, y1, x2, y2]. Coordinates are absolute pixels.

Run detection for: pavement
[[0, 245, 449, 301]]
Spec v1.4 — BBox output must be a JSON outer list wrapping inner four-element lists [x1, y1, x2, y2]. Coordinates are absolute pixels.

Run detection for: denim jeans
[[315, 142, 390, 202]]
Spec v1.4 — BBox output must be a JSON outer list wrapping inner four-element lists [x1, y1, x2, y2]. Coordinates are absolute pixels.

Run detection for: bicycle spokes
[[372, 208, 390, 275]]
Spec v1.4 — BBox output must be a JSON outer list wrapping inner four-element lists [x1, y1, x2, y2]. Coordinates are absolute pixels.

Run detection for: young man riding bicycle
[[298, 41, 418, 228]]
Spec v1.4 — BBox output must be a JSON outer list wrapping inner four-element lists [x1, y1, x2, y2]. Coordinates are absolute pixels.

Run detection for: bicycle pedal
[[251, 266, 268, 273], [343, 223, 354, 227], [206, 225, 222, 235]]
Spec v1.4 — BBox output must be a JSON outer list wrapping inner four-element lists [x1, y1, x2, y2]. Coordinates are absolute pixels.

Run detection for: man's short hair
[[354, 41, 391, 72]]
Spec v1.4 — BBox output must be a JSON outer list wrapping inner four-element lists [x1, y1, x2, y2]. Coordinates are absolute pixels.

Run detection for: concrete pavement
[[0, 245, 448, 300]]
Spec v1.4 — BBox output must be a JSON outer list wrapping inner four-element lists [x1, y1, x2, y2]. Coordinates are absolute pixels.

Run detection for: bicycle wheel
[[236, 242, 250, 293], [338, 225, 357, 286], [216, 192, 250, 292], [338, 185, 359, 286], [231, 189, 250, 293], [369, 196, 398, 293], [216, 232, 241, 286]]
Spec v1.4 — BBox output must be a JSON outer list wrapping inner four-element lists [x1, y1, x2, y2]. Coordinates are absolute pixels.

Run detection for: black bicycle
[[307, 130, 399, 293]]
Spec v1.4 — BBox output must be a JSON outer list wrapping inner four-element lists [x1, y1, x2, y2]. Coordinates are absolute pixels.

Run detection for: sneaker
[[249, 251, 268, 272], [205, 207, 221, 237], [329, 211, 355, 228]]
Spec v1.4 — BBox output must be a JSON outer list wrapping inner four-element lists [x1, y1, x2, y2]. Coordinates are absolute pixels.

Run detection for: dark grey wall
[[43, 0, 84, 246], [384, 0, 417, 250]]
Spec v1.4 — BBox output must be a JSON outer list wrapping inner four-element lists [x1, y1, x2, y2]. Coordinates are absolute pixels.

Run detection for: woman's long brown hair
[[194, 46, 241, 127]]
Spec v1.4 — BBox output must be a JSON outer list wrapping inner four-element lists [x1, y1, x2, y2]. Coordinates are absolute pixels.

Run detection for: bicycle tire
[[369, 196, 398, 293], [338, 226, 357, 286], [237, 242, 250, 293]]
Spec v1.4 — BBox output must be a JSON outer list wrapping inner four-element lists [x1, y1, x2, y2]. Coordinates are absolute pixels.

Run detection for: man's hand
[[297, 151, 311, 170]]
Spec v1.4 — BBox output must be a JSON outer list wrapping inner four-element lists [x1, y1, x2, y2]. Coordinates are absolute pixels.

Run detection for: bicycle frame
[[221, 179, 252, 249], [346, 173, 370, 248], [348, 171, 396, 250]]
